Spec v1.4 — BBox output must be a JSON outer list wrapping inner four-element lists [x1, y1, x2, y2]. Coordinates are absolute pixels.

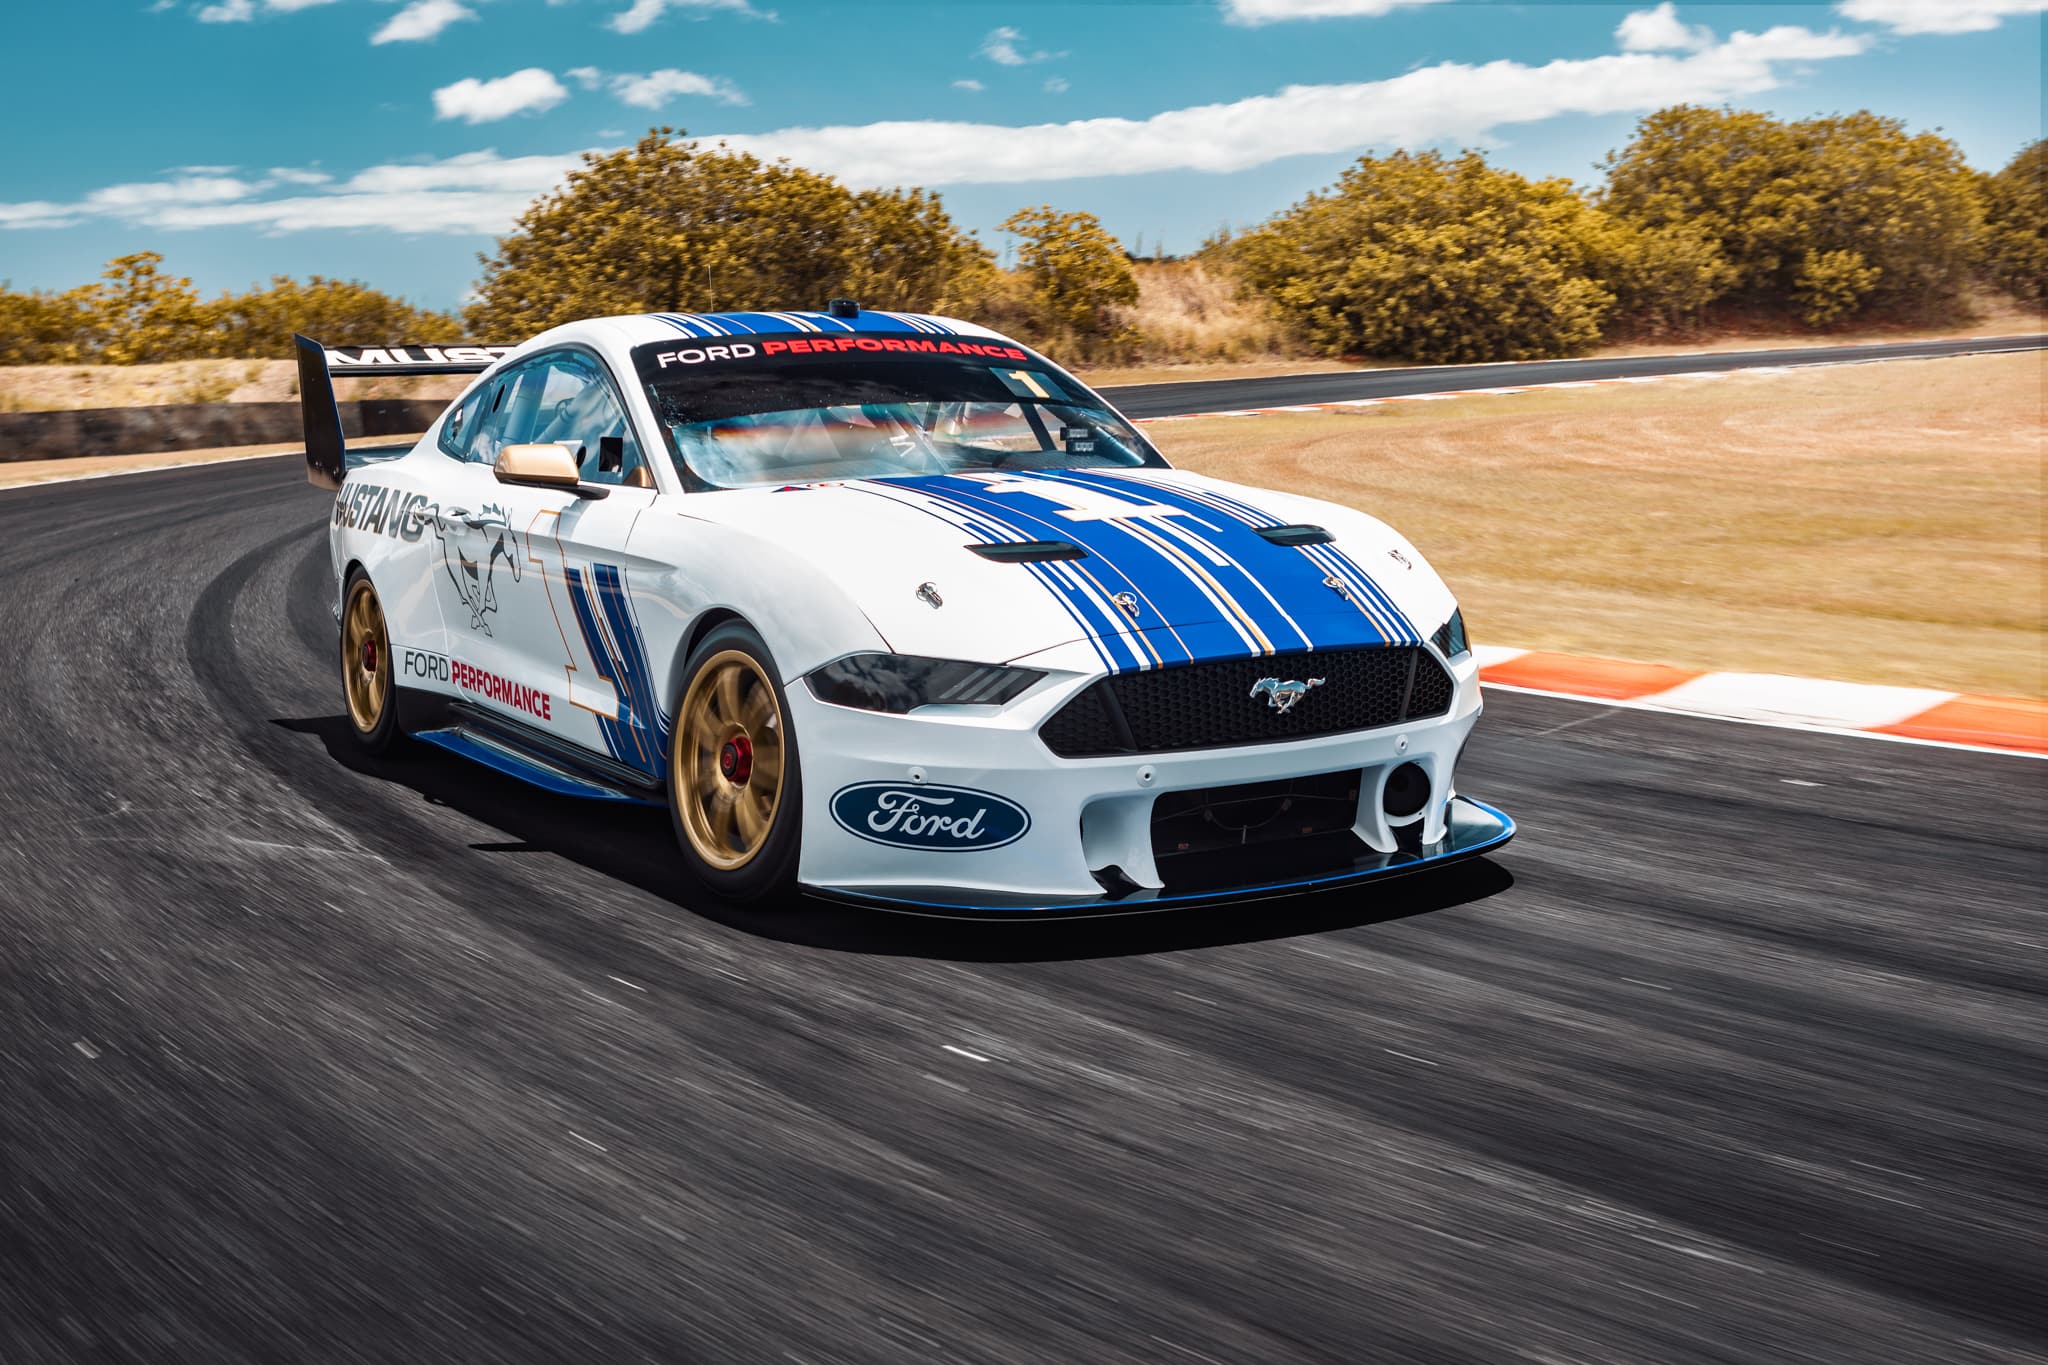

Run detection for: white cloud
[[1043, 75, 1069, 94], [372, 0, 477, 44], [718, 23, 1869, 186], [1222, 0, 1450, 24], [952, 78, 984, 92], [266, 166, 333, 185], [978, 25, 1059, 65], [1836, 0, 2047, 33], [607, 0, 769, 34], [85, 176, 260, 209], [564, 66, 749, 107], [607, 69, 749, 108], [1616, 2, 1715, 51], [433, 69, 571, 124], [196, 0, 338, 20], [0, 21, 1874, 237], [0, 202, 84, 230]]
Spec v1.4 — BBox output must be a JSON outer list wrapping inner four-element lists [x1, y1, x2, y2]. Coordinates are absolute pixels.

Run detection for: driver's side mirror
[[493, 442, 583, 490]]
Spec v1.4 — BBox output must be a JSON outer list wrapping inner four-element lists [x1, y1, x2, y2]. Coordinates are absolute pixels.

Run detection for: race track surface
[[2, 365, 2045, 1362], [1102, 333, 2048, 417]]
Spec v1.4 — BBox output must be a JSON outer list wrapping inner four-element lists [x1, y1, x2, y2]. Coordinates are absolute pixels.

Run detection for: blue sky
[[4, 0, 2042, 312]]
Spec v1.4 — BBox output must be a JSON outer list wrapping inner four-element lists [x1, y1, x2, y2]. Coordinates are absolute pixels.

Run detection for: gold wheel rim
[[674, 649, 785, 871], [343, 580, 390, 734]]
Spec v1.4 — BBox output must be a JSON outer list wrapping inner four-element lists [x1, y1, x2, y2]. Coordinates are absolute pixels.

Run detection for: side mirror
[[493, 442, 582, 490]]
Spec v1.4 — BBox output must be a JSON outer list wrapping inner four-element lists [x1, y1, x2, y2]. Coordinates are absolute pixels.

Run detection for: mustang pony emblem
[[433, 503, 521, 635], [1250, 676, 1326, 714]]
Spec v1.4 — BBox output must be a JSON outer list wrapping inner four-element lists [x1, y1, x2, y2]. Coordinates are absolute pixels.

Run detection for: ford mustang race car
[[300, 303, 1511, 912]]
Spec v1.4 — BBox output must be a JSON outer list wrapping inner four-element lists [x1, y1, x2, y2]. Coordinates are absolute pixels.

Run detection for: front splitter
[[806, 796, 1514, 918]]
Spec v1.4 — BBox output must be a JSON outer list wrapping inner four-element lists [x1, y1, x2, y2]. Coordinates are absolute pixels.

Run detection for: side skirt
[[396, 687, 666, 806]]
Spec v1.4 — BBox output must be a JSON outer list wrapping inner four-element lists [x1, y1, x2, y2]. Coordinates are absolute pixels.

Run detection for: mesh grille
[[1041, 646, 1452, 758]]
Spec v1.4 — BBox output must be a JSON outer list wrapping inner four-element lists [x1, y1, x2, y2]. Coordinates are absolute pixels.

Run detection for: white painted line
[[1383, 1048, 1441, 1067], [942, 1045, 991, 1062]]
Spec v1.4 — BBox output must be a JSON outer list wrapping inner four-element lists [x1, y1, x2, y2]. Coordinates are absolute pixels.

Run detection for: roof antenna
[[827, 298, 861, 319]]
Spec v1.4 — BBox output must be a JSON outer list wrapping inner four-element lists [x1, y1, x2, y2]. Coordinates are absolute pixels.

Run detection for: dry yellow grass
[[0, 360, 464, 412], [1151, 353, 2047, 698]]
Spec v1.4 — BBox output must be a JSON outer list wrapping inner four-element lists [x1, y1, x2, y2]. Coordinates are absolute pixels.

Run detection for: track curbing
[[1474, 646, 2046, 758]]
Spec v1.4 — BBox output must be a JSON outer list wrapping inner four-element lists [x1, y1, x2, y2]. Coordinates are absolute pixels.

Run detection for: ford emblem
[[830, 782, 1031, 851]]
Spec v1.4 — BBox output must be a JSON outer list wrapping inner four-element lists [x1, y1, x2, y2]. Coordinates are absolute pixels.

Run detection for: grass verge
[[1150, 352, 2046, 698]]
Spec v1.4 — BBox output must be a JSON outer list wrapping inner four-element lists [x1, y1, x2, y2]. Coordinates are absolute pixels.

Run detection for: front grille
[[1152, 769, 1361, 860], [1041, 645, 1453, 758]]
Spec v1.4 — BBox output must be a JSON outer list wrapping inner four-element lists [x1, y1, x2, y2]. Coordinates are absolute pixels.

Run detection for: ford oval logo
[[830, 782, 1031, 852]]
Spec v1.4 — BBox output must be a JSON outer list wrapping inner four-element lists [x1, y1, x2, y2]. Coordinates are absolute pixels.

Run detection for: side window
[[437, 380, 495, 463], [523, 352, 649, 488], [438, 352, 649, 486]]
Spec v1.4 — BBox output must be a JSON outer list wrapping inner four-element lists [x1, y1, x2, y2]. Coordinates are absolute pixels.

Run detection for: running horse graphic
[[1250, 676, 1325, 715], [433, 502, 521, 635]]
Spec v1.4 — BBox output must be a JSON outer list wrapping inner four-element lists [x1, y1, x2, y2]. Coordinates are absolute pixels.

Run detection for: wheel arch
[[668, 607, 747, 708]]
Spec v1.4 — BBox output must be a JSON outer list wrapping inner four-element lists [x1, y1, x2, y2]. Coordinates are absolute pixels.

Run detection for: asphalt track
[[1102, 333, 2048, 417], [2, 341, 2045, 1363]]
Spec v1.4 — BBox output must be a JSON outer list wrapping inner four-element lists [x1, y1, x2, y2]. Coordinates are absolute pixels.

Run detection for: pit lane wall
[[0, 398, 444, 463]]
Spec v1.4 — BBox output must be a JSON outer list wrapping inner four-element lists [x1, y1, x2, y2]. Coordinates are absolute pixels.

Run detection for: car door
[[434, 347, 666, 775]]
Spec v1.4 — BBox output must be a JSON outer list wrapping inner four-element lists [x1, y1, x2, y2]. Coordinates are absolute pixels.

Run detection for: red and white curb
[[1134, 339, 2034, 425], [1474, 645, 2046, 758]]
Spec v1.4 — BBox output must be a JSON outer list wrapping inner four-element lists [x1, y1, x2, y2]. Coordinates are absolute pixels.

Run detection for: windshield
[[633, 335, 1162, 489]]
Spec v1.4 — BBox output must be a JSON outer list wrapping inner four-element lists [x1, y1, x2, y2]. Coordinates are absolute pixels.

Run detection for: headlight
[[1430, 608, 1470, 661], [805, 653, 1046, 713]]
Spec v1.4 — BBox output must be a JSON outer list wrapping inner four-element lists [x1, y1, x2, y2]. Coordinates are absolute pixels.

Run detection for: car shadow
[[276, 715, 1515, 964]]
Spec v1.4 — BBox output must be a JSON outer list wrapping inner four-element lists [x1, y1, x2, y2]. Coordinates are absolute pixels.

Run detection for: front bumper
[[812, 795, 1513, 915], [789, 649, 1507, 912]]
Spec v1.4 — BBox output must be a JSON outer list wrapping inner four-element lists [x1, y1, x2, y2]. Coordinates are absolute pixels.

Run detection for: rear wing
[[293, 334, 514, 490]]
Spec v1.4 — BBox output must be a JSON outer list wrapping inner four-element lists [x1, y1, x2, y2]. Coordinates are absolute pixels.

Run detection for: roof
[[628, 308, 1005, 342]]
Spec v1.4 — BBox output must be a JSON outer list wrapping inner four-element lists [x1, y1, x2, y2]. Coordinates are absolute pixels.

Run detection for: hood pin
[[1111, 592, 1140, 622], [916, 582, 944, 609]]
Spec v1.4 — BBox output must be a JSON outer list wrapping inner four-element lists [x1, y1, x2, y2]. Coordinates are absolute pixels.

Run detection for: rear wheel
[[668, 621, 801, 901], [341, 569, 401, 754]]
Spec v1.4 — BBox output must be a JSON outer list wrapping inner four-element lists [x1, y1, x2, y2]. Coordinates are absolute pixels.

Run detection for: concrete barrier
[[0, 399, 445, 463]]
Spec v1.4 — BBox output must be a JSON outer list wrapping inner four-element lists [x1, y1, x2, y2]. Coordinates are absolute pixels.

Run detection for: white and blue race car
[[302, 303, 1511, 912]]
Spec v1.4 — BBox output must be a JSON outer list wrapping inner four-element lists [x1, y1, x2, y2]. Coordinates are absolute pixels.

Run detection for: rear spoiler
[[293, 334, 515, 490]]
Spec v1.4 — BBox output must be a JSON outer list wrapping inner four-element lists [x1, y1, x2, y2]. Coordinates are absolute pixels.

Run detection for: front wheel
[[341, 568, 401, 754], [668, 621, 801, 902]]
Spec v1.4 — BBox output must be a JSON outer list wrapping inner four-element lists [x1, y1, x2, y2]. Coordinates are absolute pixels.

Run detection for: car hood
[[664, 467, 1457, 670]]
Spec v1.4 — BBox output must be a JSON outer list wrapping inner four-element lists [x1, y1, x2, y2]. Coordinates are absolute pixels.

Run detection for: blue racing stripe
[[933, 470, 1392, 654], [882, 474, 1225, 668], [846, 483, 1124, 673], [565, 564, 669, 776], [1073, 471, 1419, 646]]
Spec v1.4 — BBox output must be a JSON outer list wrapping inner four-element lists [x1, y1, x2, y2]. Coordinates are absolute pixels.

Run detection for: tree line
[[3, 110, 2041, 370], [0, 254, 460, 366]]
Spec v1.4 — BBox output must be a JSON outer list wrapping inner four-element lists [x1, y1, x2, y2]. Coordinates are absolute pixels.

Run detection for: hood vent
[[968, 539, 1089, 563], [1254, 524, 1335, 547]]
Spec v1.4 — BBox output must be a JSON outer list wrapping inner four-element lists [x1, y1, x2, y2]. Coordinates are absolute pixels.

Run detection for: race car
[[300, 302, 1511, 912]]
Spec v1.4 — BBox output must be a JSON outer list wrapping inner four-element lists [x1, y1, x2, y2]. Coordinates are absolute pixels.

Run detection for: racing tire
[[340, 568, 402, 755], [668, 620, 802, 902]]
